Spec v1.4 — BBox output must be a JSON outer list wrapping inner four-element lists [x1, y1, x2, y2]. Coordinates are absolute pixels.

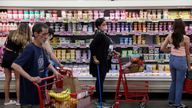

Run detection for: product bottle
[[88, 10, 93, 20], [3, 12, 8, 20], [4, 23, 8, 32], [88, 23, 93, 33], [94, 10, 99, 20], [18, 10, 24, 20], [117, 23, 120, 33], [13, 23, 17, 30], [110, 10, 115, 20], [107, 22, 111, 33], [112, 23, 116, 33], [121, 22, 125, 33], [78, 10, 83, 20], [61, 10, 67, 19], [163, 10, 168, 19], [7, 10, 13, 20], [52, 10, 58, 21], [24, 10, 29, 21], [99, 10, 104, 18], [13, 10, 18, 20], [67, 11, 72, 20], [35, 10, 40, 21], [40, 10, 45, 20], [2, 23, 5, 32], [9, 23, 14, 31], [115, 10, 120, 20], [84, 11, 89, 20], [120, 10, 126, 20], [82, 25, 88, 33], [68, 23, 72, 33], [0, 23, 2, 32], [29, 10, 35, 20]]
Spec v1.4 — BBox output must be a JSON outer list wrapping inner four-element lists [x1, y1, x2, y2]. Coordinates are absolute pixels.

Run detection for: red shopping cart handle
[[32, 75, 64, 84], [41, 75, 55, 80]]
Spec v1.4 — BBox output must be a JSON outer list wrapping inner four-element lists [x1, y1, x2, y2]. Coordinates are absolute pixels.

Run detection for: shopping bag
[[63, 77, 81, 93], [183, 71, 192, 93], [186, 70, 192, 80]]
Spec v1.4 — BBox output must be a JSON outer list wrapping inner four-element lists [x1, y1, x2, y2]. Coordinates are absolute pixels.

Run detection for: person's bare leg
[[14, 70, 20, 104], [4, 68, 12, 103]]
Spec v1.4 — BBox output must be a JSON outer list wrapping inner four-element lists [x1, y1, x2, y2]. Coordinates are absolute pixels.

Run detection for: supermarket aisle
[[0, 99, 192, 108]]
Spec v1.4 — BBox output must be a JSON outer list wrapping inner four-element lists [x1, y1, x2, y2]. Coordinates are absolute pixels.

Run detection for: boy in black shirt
[[11, 23, 61, 107]]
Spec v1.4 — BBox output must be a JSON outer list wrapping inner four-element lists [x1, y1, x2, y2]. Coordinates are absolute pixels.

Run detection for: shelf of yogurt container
[[53, 31, 94, 37], [53, 31, 191, 37], [114, 44, 161, 48], [1, 18, 192, 23], [52, 44, 89, 49], [52, 44, 161, 49], [144, 60, 169, 63], [77, 72, 171, 81], [61, 60, 90, 64]]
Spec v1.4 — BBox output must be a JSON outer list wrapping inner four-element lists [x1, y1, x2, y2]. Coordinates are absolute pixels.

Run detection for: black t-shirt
[[14, 43, 50, 105]]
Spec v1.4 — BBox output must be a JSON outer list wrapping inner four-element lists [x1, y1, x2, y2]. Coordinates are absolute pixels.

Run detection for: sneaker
[[175, 104, 188, 108], [16, 102, 20, 106], [169, 102, 175, 107], [102, 102, 111, 106], [95, 102, 111, 108], [4, 100, 16, 106]]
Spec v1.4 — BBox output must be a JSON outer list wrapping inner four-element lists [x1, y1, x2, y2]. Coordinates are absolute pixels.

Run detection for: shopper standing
[[43, 28, 62, 68], [89, 18, 113, 105], [161, 18, 191, 108], [11, 23, 61, 107], [1, 23, 31, 106], [43, 28, 63, 90]]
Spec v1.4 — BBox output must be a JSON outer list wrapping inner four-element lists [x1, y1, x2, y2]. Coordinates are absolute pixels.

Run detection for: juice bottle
[[99, 10, 104, 18], [35, 10, 40, 21], [18, 10, 24, 20], [13, 10, 18, 20], [88, 10, 93, 20], [29, 10, 34, 20], [24, 10, 29, 21], [115, 10, 120, 20], [61, 10, 67, 19], [7, 10, 13, 20], [40, 10, 45, 20]]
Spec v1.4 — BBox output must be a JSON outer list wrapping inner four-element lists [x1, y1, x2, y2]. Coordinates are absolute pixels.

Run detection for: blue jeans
[[169, 55, 187, 106]]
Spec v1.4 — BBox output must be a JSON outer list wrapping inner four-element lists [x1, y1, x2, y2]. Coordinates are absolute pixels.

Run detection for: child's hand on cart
[[30, 76, 42, 83], [54, 71, 63, 79]]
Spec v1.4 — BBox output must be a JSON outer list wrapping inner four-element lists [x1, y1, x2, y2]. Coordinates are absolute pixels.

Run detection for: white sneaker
[[4, 100, 16, 106], [16, 102, 20, 106], [175, 104, 188, 108]]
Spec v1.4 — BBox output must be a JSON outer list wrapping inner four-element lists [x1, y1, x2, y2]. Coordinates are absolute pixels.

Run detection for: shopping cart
[[33, 75, 64, 108], [113, 54, 149, 108], [33, 67, 95, 108]]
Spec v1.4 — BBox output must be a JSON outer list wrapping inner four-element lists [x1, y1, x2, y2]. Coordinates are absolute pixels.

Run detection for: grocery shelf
[[52, 45, 89, 49], [0, 1, 191, 93], [52, 44, 162, 49], [114, 44, 161, 48], [53, 34, 94, 38], [53, 32, 191, 36], [0, 19, 192, 23], [0, 0, 192, 9], [144, 60, 169, 63], [0, 72, 171, 92], [78, 73, 171, 81], [61, 62, 90, 64]]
